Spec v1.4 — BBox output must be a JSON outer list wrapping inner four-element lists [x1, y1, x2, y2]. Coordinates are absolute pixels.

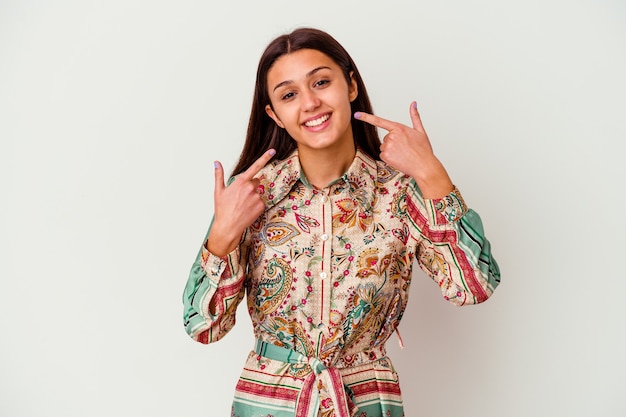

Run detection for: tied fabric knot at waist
[[254, 339, 387, 417]]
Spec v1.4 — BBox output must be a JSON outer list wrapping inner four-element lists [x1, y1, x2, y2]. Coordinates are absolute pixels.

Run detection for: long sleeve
[[182, 218, 248, 344], [405, 182, 500, 306]]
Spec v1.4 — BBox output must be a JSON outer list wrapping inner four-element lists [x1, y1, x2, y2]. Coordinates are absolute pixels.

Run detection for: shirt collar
[[256, 148, 382, 210]]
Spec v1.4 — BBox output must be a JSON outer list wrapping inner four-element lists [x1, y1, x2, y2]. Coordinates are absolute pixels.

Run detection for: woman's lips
[[302, 112, 331, 131]]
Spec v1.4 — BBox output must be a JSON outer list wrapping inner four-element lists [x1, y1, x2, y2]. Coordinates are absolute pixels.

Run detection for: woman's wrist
[[409, 158, 454, 199], [206, 222, 242, 257]]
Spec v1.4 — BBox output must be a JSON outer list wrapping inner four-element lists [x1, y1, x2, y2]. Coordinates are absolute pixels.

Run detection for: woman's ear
[[265, 104, 285, 129], [348, 71, 358, 102]]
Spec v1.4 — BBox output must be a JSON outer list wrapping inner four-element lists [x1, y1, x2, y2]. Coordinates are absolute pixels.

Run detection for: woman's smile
[[302, 112, 331, 130]]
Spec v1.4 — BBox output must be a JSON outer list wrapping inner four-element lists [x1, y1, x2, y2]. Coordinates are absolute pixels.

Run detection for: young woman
[[183, 27, 500, 417]]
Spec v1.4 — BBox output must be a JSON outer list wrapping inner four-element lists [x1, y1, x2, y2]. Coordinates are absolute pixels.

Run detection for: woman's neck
[[297, 142, 356, 189]]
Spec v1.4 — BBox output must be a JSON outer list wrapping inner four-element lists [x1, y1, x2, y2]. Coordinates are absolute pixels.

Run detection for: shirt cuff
[[199, 240, 241, 281], [427, 185, 468, 225]]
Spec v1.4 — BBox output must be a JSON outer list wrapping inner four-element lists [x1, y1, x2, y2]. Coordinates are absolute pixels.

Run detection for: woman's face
[[265, 49, 358, 154]]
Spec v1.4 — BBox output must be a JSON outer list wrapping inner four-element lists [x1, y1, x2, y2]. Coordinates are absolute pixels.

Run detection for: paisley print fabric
[[183, 149, 500, 416]]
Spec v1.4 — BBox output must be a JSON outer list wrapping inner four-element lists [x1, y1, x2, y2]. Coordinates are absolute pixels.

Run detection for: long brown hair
[[231, 27, 381, 176]]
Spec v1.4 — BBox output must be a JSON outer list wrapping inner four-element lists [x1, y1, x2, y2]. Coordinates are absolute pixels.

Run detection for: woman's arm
[[356, 103, 500, 304], [182, 149, 276, 342], [406, 183, 500, 305], [182, 219, 248, 343]]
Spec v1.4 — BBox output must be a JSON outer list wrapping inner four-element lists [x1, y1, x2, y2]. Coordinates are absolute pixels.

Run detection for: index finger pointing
[[354, 111, 399, 132], [242, 148, 276, 179]]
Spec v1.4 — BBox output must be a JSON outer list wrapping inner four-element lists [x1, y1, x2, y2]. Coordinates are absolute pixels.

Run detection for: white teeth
[[304, 114, 330, 127]]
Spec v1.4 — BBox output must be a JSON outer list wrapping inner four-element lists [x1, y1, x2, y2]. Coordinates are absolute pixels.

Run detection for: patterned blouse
[[183, 149, 500, 417]]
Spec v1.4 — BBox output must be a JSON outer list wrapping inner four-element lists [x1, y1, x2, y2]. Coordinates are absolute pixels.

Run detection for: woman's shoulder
[[369, 156, 410, 187], [255, 150, 302, 208]]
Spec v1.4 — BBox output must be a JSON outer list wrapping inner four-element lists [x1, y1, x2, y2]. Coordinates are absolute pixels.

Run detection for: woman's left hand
[[355, 101, 454, 199]]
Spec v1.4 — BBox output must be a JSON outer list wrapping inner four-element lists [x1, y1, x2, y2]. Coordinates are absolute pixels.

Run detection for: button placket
[[319, 189, 333, 325]]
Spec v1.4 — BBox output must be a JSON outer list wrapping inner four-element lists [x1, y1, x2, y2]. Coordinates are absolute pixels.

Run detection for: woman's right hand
[[207, 149, 276, 257]]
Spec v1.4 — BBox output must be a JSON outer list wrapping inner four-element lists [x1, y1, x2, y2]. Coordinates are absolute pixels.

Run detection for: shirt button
[[321, 234, 328, 241], [321, 195, 328, 203], [320, 272, 327, 280]]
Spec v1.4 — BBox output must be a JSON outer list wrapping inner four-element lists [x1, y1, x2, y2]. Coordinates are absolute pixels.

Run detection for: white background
[[1, 1, 625, 416]]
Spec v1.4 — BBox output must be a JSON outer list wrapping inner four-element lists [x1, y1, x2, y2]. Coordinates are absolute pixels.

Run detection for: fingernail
[[412, 102, 417, 109], [269, 149, 276, 156], [214, 161, 219, 169], [354, 112, 361, 119]]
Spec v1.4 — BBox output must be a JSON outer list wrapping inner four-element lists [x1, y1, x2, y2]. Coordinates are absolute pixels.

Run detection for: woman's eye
[[281, 92, 295, 100], [315, 79, 330, 87]]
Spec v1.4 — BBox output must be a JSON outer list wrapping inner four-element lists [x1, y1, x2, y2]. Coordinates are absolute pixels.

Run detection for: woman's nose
[[300, 89, 321, 112]]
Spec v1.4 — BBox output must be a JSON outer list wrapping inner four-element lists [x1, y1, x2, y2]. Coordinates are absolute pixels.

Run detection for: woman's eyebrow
[[272, 66, 332, 92]]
